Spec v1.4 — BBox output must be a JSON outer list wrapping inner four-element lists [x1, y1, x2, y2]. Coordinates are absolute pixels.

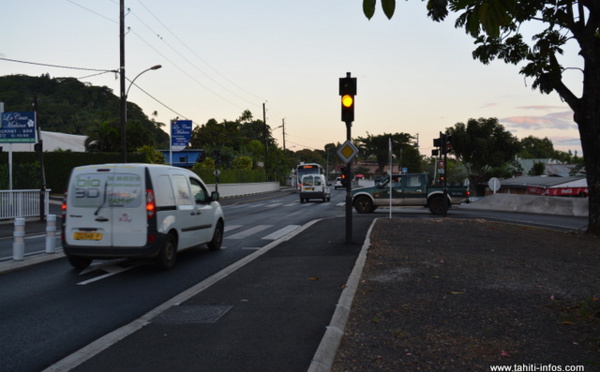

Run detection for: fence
[[0, 190, 52, 219], [206, 182, 281, 198]]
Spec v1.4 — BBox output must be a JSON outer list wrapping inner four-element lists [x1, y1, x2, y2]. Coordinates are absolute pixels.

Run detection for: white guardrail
[[0, 190, 52, 220], [0, 183, 281, 220], [207, 182, 281, 198]]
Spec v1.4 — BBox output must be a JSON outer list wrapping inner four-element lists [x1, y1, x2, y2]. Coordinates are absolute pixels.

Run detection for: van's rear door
[[106, 166, 147, 247], [66, 165, 147, 248]]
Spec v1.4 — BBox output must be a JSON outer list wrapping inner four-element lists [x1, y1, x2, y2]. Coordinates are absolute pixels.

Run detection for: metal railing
[[0, 189, 52, 219], [207, 182, 281, 198]]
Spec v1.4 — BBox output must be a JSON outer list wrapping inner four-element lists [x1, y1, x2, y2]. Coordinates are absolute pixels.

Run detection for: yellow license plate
[[73, 232, 103, 240], [304, 187, 313, 191]]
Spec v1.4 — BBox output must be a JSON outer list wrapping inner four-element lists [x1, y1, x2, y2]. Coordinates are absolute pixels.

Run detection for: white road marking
[[247, 203, 265, 208], [225, 225, 272, 239], [77, 265, 139, 285], [224, 224, 243, 232], [261, 225, 301, 240]]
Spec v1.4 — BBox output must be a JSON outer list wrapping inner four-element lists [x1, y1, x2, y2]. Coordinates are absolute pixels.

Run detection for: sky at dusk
[[1, 0, 584, 156]]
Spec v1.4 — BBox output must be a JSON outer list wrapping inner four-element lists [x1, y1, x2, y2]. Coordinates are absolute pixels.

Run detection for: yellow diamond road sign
[[337, 140, 359, 163]]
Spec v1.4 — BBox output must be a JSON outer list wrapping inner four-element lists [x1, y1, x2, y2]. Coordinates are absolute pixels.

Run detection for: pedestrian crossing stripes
[[223, 200, 337, 210], [223, 224, 302, 241], [226, 225, 272, 240], [261, 225, 300, 240]]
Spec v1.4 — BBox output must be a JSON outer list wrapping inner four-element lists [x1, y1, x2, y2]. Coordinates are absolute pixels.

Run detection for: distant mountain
[[0, 74, 169, 149]]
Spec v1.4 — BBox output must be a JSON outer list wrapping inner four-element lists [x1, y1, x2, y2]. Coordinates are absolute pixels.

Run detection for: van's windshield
[[70, 173, 143, 208]]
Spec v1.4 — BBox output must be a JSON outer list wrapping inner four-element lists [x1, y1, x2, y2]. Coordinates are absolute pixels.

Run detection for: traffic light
[[445, 135, 452, 154], [340, 166, 351, 187], [339, 73, 357, 123], [341, 94, 354, 122]]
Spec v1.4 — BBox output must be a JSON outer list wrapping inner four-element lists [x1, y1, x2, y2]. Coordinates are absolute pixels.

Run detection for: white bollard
[[46, 214, 57, 254], [13, 217, 25, 261]]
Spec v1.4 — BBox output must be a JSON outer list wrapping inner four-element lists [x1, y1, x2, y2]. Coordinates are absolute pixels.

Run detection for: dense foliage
[[0, 74, 169, 150]]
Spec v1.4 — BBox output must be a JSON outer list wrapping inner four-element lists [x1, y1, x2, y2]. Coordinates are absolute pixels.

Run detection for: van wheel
[[156, 234, 177, 270], [353, 196, 374, 213], [68, 256, 92, 270], [208, 221, 224, 251]]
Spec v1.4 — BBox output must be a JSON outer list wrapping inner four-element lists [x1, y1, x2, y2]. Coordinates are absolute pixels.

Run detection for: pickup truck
[[351, 173, 470, 215]]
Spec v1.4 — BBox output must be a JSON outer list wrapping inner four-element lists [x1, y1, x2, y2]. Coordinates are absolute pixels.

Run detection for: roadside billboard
[[0, 112, 37, 143]]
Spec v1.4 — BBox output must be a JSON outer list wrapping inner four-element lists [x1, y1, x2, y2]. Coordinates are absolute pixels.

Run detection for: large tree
[[519, 135, 558, 159], [356, 132, 422, 173], [363, 0, 600, 235], [447, 118, 520, 192]]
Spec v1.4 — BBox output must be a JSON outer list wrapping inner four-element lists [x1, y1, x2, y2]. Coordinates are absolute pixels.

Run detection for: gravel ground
[[332, 218, 600, 371]]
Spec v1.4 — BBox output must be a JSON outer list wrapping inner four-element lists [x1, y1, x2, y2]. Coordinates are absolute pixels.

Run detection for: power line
[[0, 57, 116, 73], [135, 0, 265, 103]]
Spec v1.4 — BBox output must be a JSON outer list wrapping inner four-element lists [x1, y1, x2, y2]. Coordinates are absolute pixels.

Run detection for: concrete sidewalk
[[42, 216, 375, 372]]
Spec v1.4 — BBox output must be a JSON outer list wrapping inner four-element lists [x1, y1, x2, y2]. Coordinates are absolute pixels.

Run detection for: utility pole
[[282, 118, 286, 151], [263, 103, 268, 181], [33, 96, 46, 222], [119, 0, 127, 162]]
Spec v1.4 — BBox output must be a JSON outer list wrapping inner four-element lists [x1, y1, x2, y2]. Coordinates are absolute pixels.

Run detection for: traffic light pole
[[340, 72, 356, 244], [345, 122, 353, 243]]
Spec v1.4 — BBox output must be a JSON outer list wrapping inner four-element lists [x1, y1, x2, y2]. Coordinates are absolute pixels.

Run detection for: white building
[[6, 131, 87, 152]]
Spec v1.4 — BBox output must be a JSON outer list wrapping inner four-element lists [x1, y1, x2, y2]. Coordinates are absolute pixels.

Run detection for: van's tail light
[[146, 189, 156, 218], [61, 191, 67, 243], [61, 192, 67, 217]]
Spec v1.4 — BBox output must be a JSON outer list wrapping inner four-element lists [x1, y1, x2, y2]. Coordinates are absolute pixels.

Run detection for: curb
[[307, 217, 378, 372]]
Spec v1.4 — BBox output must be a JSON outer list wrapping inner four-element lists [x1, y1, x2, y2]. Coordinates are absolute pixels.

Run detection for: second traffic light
[[341, 166, 351, 187]]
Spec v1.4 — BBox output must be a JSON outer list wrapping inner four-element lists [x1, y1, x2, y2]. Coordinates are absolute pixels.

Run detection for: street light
[[120, 64, 162, 162]]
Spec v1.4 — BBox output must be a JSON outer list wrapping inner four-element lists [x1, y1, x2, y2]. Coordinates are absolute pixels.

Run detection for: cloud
[[500, 110, 577, 131], [516, 105, 569, 111]]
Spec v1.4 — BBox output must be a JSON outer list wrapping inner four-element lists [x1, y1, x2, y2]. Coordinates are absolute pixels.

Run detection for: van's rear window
[[70, 173, 143, 208]]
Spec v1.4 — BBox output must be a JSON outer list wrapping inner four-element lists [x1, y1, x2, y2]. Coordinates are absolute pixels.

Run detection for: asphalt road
[[1, 189, 353, 371], [0, 190, 589, 371]]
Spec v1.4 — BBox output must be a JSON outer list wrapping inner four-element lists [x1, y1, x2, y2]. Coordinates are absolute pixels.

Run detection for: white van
[[299, 174, 331, 203], [62, 163, 224, 270]]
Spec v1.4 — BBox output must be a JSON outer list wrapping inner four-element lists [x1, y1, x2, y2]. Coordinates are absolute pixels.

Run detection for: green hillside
[[0, 74, 169, 150]]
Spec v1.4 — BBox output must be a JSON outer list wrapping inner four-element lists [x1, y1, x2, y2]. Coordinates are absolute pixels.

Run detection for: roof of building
[[159, 149, 205, 168], [500, 175, 587, 189]]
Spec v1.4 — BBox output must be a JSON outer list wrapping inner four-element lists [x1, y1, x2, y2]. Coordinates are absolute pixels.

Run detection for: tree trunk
[[574, 46, 600, 235]]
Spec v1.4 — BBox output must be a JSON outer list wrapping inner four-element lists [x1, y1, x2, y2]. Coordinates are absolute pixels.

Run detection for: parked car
[[62, 163, 224, 270], [299, 174, 331, 203]]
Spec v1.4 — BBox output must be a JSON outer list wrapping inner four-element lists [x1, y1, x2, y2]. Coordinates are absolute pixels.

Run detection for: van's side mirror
[[211, 191, 220, 201]]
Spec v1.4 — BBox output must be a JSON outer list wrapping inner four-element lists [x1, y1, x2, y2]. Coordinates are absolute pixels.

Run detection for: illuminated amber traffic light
[[341, 94, 354, 122], [339, 73, 357, 123], [342, 95, 353, 108]]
